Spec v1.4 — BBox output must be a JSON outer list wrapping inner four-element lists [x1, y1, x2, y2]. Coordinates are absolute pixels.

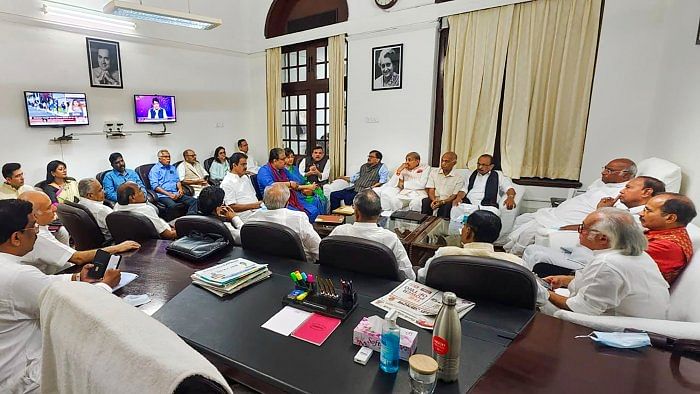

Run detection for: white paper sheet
[[111, 272, 138, 293], [261, 306, 312, 336]]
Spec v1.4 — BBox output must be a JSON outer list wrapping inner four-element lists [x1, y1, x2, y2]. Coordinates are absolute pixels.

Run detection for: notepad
[[111, 272, 138, 293], [261, 306, 312, 336], [291, 313, 341, 346]]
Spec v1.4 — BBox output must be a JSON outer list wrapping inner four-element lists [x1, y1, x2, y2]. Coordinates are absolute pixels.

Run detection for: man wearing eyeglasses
[[505, 158, 636, 256], [18, 190, 140, 274], [521, 176, 667, 273], [148, 149, 198, 215], [330, 150, 389, 211], [177, 149, 209, 197], [0, 199, 121, 393], [450, 154, 517, 221], [540, 208, 669, 318]]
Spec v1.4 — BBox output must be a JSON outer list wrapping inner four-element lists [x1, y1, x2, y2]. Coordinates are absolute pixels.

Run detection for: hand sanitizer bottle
[[380, 309, 400, 373]]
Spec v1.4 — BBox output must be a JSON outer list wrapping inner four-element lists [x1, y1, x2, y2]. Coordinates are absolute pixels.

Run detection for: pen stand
[[282, 279, 358, 321]]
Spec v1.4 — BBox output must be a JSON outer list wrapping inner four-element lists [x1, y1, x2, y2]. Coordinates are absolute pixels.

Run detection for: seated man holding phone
[[18, 190, 140, 274], [0, 199, 120, 393]]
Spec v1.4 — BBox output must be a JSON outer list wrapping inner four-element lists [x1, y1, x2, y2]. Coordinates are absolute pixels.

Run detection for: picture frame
[[372, 44, 403, 91], [697, 17, 700, 45], [86, 37, 123, 89]]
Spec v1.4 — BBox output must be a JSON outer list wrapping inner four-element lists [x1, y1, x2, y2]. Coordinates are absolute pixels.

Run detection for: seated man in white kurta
[[522, 176, 666, 272], [221, 152, 262, 221], [330, 189, 416, 281], [504, 158, 636, 255], [379, 152, 430, 211], [450, 154, 516, 221], [247, 184, 321, 263], [540, 208, 669, 319]]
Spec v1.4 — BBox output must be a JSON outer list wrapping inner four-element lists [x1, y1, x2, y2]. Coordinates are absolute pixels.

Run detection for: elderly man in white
[[77, 178, 114, 243], [247, 183, 321, 263], [113, 182, 177, 240], [450, 154, 516, 221], [19, 190, 139, 274], [379, 152, 430, 211], [504, 158, 637, 255], [0, 199, 120, 393], [221, 152, 263, 221], [539, 208, 669, 319], [522, 175, 666, 272], [329, 189, 416, 281]]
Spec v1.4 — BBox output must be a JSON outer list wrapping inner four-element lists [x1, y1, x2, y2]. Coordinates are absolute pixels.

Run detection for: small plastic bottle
[[380, 309, 400, 373]]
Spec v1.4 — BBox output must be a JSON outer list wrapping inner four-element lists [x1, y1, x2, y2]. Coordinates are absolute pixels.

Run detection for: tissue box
[[352, 316, 418, 361]]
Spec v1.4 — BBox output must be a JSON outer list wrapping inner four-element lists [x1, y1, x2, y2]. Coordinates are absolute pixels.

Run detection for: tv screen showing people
[[134, 95, 176, 123], [24, 92, 89, 127]]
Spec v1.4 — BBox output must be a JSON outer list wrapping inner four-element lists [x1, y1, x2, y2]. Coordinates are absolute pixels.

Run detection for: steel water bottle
[[432, 292, 461, 382]]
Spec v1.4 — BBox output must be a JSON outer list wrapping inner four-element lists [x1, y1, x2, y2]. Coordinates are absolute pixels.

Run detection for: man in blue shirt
[[102, 152, 146, 203], [148, 149, 198, 215]]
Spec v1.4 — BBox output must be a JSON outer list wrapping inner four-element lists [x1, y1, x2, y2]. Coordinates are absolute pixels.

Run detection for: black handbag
[[166, 230, 229, 262]]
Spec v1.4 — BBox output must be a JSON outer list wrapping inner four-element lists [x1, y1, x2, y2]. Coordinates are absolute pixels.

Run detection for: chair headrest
[[174, 215, 235, 246]]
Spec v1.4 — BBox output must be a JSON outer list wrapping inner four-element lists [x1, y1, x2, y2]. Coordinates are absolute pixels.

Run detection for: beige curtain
[[442, 7, 513, 169], [266, 47, 282, 149], [328, 35, 346, 180], [500, 0, 602, 179]]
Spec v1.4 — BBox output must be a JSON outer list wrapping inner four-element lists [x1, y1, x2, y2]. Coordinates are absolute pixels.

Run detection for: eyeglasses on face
[[20, 222, 39, 234], [577, 223, 600, 234], [601, 166, 629, 174]]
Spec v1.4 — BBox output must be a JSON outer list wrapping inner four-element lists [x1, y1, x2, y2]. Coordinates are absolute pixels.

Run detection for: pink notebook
[[291, 313, 341, 346]]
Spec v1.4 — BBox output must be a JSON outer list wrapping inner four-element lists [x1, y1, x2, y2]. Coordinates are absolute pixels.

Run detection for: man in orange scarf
[[640, 193, 696, 284]]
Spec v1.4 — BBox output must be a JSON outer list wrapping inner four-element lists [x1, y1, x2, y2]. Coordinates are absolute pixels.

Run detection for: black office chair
[[241, 221, 306, 261], [106, 211, 161, 243], [57, 201, 108, 250], [203, 157, 215, 173], [424, 255, 538, 310], [318, 235, 400, 280], [532, 263, 574, 277], [249, 173, 263, 200], [175, 215, 236, 247], [174, 375, 229, 394], [135, 163, 188, 221], [95, 170, 109, 186]]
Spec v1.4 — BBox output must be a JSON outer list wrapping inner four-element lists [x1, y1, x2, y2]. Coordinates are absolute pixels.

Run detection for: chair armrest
[[552, 310, 700, 340]]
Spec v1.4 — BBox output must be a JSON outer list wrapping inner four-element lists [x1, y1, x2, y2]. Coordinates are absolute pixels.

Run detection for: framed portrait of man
[[372, 44, 403, 91], [86, 37, 123, 89]]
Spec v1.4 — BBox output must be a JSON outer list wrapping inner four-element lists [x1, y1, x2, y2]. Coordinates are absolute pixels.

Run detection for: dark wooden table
[[115, 240, 700, 394], [470, 313, 700, 393]]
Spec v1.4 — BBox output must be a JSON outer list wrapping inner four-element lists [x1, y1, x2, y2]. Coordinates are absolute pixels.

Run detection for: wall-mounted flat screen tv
[[134, 94, 176, 123], [25, 91, 89, 127]]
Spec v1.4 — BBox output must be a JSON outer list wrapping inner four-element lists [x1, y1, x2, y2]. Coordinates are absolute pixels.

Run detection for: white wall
[[645, 0, 700, 221], [0, 20, 266, 184], [580, 0, 668, 185], [345, 23, 439, 172]]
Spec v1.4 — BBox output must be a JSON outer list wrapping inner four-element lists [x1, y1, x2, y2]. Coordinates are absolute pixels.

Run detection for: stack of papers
[[191, 258, 270, 297], [371, 280, 475, 330]]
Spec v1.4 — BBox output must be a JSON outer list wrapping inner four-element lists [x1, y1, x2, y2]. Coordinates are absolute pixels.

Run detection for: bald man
[[177, 148, 208, 197], [416, 152, 464, 219], [113, 182, 177, 240], [18, 191, 140, 274], [379, 152, 430, 211], [505, 158, 637, 255]]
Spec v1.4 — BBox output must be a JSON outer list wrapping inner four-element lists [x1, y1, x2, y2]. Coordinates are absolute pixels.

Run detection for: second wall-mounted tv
[[25, 91, 89, 127], [134, 94, 176, 123]]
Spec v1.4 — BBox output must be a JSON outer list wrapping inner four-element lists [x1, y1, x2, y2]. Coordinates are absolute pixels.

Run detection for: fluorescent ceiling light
[[42, 1, 136, 32], [103, 1, 222, 30]]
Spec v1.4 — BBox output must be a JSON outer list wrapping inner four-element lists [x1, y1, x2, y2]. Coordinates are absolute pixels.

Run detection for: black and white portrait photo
[[86, 37, 123, 88], [372, 44, 403, 91]]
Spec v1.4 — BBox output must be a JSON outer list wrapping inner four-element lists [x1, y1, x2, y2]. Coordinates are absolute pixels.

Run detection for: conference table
[[114, 240, 700, 393]]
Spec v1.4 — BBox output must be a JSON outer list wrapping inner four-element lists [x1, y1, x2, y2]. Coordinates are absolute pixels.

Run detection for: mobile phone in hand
[[87, 249, 121, 279], [536, 276, 553, 291]]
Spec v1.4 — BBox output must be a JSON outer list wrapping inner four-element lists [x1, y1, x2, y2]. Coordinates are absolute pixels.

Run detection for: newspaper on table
[[191, 258, 270, 297], [371, 279, 475, 330]]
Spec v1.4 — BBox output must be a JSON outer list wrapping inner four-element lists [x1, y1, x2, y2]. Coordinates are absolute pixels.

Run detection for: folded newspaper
[[191, 258, 270, 297], [371, 280, 475, 330]]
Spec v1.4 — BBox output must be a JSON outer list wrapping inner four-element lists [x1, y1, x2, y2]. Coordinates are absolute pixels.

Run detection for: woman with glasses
[[208, 146, 229, 184]]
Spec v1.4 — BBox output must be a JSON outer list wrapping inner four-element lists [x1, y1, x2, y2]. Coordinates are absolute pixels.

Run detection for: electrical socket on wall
[[104, 121, 123, 133]]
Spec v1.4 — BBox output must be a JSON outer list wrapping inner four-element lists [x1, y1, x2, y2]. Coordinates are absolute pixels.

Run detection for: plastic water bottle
[[432, 292, 461, 382], [380, 309, 400, 373]]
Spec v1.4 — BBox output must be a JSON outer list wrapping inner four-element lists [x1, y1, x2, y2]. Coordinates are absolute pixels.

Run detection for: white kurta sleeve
[[565, 267, 628, 316], [320, 160, 331, 182], [176, 163, 186, 181], [391, 237, 415, 281], [498, 172, 514, 194], [300, 220, 322, 263]]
